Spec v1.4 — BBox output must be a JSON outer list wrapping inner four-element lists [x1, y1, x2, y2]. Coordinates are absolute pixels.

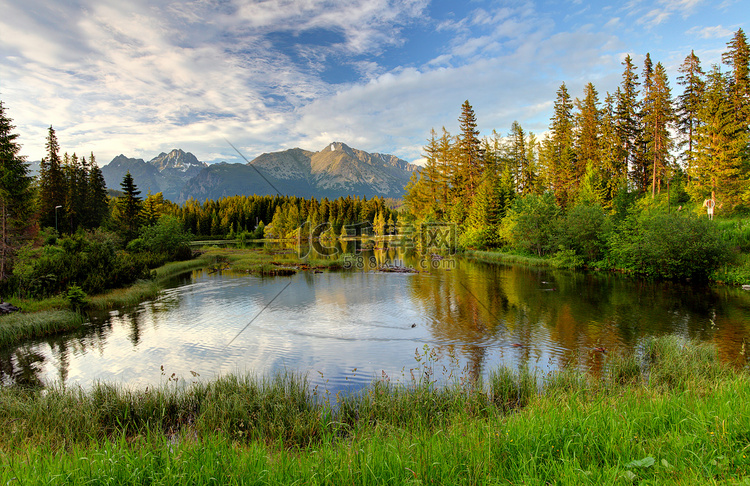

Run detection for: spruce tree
[[599, 92, 625, 206], [723, 28, 750, 127], [455, 100, 483, 203], [642, 62, 674, 197], [0, 101, 33, 281], [574, 82, 602, 186], [508, 121, 528, 193], [87, 153, 109, 228], [691, 65, 744, 208], [37, 126, 66, 229], [617, 55, 644, 192], [676, 50, 705, 183], [117, 171, 142, 241], [549, 83, 576, 206]]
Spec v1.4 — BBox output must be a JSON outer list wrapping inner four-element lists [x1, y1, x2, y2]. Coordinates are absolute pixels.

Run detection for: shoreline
[[1, 336, 748, 484]]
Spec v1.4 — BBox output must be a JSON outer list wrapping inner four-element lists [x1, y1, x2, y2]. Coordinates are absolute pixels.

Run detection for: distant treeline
[[172, 195, 398, 239]]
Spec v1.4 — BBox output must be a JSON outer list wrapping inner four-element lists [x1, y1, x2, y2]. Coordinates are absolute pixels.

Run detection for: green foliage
[[138, 214, 192, 260], [65, 284, 88, 311], [13, 230, 150, 298], [558, 202, 611, 263], [501, 192, 561, 256], [0, 100, 34, 281], [608, 207, 730, 280]]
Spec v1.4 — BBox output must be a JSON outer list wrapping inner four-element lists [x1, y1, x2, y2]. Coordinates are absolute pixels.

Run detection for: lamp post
[[55, 205, 62, 234]]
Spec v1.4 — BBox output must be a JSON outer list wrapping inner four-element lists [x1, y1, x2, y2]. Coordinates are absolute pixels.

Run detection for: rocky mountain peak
[[325, 142, 355, 157], [149, 149, 206, 172]]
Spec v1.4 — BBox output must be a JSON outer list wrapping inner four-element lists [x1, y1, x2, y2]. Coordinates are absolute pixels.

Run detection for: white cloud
[[0, 0, 745, 172], [686, 24, 735, 39]]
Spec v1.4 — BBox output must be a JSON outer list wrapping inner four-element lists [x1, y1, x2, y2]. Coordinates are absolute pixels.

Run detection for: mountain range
[[101, 143, 419, 202]]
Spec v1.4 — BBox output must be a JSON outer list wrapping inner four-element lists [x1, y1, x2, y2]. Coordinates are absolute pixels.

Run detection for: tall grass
[[464, 249, 555, 267], [1, 337, 748, 484], [0, 310, 84, 347]]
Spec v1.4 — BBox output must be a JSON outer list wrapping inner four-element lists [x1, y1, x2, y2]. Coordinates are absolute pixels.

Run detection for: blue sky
[[0, 0, 747, 166]]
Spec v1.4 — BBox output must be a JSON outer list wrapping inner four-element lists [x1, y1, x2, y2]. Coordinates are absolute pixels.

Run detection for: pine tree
[[617, 55, 644, 192], [462, 170, 503, 248], [691, 65, 745, 208], [599, 92, 626, 206], [508, 121, 528, 193], [455, 100, 483, 203], [0, 101, 33, 281], [574, 82, 602, 187], [37, 126, 66, 229], [723, 28, 750, 128], [642, 62, 674, 197], [549, 83, 576, 206], [676, 50, 705, 183], [523, 132, 538, 194], [117, 171, 142, 241], [86, 153, 109, 228], [421, 129, 446, 217]]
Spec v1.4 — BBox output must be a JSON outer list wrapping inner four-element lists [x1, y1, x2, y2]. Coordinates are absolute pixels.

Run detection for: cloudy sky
[[0, 0, 746, 166]]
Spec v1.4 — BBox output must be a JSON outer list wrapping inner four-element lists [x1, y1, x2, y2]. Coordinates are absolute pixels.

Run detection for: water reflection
[[2, 247, 749, 391]]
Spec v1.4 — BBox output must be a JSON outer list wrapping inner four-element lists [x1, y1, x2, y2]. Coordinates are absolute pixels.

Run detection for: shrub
[[66, 285, 88, 312], [139, 215, 192, 260], [558, 203, 611, 263], [500, 192, 561, 256], [608, 208, 730, 280]]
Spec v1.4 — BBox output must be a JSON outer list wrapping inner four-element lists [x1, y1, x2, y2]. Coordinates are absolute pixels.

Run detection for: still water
[[3, 248, 750, 391]]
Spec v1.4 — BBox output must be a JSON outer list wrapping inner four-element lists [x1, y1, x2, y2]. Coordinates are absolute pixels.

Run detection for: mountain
[[101, 149, 207, 201], [178, 142, 419, 202], [101, 155, 162, 195]]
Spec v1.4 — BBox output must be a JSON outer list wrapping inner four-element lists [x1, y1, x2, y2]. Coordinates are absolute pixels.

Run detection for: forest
[[403, 28, 750, 280]]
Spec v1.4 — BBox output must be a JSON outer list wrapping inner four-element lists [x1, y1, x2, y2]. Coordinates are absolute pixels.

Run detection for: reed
[[0, 310, 84, 347], [464, 249, 554, 267]]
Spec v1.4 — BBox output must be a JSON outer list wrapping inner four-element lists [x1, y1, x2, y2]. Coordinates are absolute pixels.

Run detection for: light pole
[[55, 205, 62, 234]]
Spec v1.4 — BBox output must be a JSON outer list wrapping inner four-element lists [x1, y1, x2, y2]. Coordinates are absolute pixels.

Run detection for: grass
[[1, 337, 749, 484], [0, 310, 85, 347], [464, 249, 555, 267]]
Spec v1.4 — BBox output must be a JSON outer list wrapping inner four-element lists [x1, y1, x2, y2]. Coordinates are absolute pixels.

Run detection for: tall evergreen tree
[[676, 50, 705, 183], [523, 132, 538, 194], [691, 65, 745, 208], [599, 92, 626, 206], [723, 28, 750, 128], [37, 126, 65, 229], [455, 100, 483, 203], [642, 62, 674, 197], [0, 101, 33, 281], [549, 83, 576, 206], [574, 82, 602, 186], [117, 171, 142, 241], [617, 55, 644, 192], [86, 152, 109, 228], [508, 121, 528, 193]]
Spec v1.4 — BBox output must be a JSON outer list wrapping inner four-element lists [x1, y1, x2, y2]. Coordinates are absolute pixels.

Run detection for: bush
[[13, 230, 150, 298], [558, 203, 611, 263], [608, 208, 730, 280], [139, 215, 192, 260], [66, 285, 88, 312], [500, 192, 561, 256]]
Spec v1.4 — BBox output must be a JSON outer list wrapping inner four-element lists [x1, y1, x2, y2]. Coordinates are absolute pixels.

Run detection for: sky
[[0, 0, 747, 166]]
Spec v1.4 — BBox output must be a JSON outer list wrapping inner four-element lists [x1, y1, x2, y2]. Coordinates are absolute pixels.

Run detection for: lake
[[2, 246, 749, 392]]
